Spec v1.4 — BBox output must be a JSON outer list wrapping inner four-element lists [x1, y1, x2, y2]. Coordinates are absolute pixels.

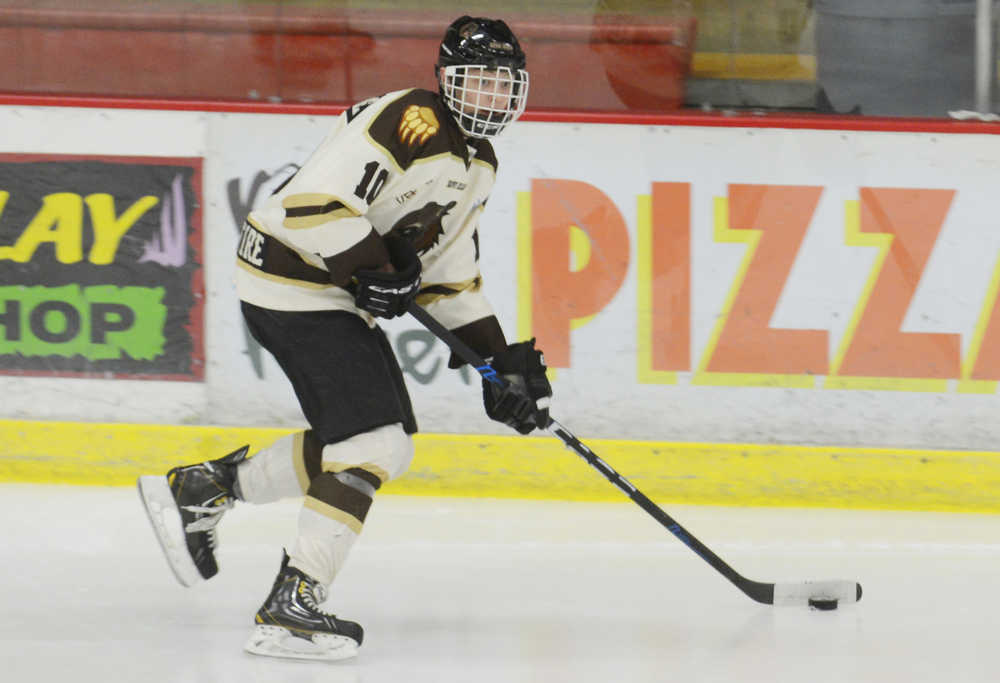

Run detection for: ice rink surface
[[3, 483, 999, 683]]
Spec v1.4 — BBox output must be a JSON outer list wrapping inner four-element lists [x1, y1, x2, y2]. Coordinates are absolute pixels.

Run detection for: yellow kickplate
[[0, 420, 295, 487], [2, 419, 999, 513]]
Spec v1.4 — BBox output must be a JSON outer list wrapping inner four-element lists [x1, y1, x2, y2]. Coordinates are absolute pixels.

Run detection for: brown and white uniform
[[233, 88, 510, 585]]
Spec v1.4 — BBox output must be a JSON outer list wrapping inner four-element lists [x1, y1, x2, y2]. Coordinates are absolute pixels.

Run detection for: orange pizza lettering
[[649, 182, 690, 371], [529, 179, 629, 367], [839, 188, 959, 379], [707, 184, 828, 375]]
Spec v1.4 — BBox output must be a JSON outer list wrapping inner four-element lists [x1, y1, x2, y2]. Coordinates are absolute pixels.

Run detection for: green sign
[[0, 156, 203, 380]]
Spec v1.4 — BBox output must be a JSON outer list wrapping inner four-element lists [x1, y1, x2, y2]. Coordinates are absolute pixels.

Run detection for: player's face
[[453, 68, 514, 115]]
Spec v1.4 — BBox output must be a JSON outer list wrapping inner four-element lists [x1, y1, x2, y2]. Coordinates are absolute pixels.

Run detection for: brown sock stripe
[[306, 471, 374, 525], [343, 467, 383, 492]]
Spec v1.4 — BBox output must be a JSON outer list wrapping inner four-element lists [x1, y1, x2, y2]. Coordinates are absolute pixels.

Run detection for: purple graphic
[[139, 174, 187, 267]]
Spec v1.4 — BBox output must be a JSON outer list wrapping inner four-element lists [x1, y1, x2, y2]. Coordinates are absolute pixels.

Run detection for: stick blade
[[772, 580, 862, 606]]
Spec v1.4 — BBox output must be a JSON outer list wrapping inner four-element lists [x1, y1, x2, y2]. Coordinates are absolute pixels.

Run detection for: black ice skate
[[137, 445, 248, 586], [244, 552, 363, 661]]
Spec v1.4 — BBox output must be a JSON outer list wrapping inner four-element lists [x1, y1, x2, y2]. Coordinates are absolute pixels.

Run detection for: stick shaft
[[544, 417, 774, 602], [407, 303, 503, 385], [407, 303, 775, 603]]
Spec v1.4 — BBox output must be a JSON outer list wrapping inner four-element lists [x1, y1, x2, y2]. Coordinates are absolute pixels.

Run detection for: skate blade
[[137, 475, 203, 588], [244, 625, 359, 662]]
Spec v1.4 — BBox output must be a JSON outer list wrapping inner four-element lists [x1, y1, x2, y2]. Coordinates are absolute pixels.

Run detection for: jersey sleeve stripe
[[282, 194, 360, 229], [415, 276, 482, 303]]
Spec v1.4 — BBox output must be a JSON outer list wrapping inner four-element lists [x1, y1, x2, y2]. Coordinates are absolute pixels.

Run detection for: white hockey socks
[[236, 432, 312, 503]]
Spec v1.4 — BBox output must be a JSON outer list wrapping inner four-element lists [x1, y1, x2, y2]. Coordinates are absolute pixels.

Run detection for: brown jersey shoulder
[[366, 89, 468, 170]]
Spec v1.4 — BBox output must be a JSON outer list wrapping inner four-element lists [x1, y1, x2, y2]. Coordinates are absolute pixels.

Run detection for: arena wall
[[2, 96, 999, 511]]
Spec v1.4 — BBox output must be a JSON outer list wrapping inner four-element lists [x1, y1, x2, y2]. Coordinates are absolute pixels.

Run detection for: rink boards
[[3, 99, 1000, 512], [2, 418, 998, 514]]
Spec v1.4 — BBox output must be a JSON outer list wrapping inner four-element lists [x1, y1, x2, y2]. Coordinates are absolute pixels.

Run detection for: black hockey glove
[[482, 339, 552, 434], [353, 235, 422, 319]]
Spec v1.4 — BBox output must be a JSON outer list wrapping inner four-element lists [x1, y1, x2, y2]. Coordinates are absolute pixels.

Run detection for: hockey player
[[138, 16, 551, 662]]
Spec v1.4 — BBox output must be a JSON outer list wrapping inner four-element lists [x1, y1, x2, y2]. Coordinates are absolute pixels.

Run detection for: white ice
[[2, 483, 999, 683]]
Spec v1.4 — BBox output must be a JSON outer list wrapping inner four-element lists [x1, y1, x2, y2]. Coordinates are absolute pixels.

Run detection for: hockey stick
[[407, 302, 862, 607]]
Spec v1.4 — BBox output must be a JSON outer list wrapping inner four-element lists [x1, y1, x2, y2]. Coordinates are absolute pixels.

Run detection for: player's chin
[[473, 114, 510, 136], [473, 124, 504, 137]]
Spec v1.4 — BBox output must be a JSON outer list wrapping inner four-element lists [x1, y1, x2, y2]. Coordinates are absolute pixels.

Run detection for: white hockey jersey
[[235, 88, 506, 349]]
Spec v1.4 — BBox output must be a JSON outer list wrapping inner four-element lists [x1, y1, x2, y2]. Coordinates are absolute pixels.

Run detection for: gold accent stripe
[[235, 259, 334, 290], [414, 277, 482, 306], [303, 495, 364, 534], [246, 215, 270, 234], [320, 460, 390, 484], [282, 193, 354, 211], [414, 292, 451, 306], [292, 431, 311, 495], [470, 157, 498, 173], [4, 419, 1000, 514]]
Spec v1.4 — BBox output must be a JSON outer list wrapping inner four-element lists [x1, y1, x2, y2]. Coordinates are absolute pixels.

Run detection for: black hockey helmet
[[435, 16, 530, 139], [436, 16, 526, 71]]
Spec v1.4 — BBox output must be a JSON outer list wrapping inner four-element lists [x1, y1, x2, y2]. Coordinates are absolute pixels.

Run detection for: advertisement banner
[[0, 154, 204, 380], [484, 123, 1000, 448], [195, 113, 1000, 449]]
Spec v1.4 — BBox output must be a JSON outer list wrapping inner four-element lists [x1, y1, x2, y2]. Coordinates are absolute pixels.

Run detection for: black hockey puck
[[808, 598, 839, 611]]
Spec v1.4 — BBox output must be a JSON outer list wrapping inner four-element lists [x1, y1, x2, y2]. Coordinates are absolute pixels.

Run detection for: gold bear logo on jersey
[[398, 105, 440, 146]]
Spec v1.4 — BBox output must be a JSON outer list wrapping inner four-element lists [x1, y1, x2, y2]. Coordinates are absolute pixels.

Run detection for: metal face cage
[[440, 64, 530, 139]]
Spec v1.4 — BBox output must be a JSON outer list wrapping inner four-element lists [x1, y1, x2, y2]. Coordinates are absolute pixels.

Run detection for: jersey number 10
[[354, 161, 389, 204]]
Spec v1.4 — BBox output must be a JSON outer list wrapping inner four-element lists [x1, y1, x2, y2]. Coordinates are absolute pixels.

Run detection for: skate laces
[[182, 497, 235, 533], [299, 579, 332, 615]]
